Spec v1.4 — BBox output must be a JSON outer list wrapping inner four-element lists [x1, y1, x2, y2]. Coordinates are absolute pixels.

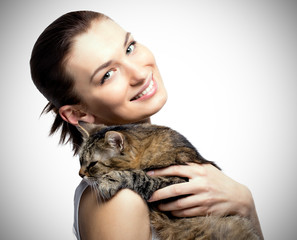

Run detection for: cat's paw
[[97, 171, 124, 200]]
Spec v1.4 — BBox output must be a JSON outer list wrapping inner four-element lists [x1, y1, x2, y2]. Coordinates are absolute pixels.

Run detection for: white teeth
[[133, 80, 154, 100]]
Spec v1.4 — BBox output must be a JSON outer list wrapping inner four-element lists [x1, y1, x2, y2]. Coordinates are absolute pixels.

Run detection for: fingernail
[[147, 170, 154, 176]]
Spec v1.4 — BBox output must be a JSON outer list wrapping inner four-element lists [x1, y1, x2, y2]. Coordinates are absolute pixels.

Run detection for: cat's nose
[[79, 168, 89, 178], [79, 171, 85, 178]]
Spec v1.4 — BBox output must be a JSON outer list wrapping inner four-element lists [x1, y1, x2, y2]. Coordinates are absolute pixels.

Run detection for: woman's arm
[[147, 163, 264, 239], [79, 187, 152, 240]]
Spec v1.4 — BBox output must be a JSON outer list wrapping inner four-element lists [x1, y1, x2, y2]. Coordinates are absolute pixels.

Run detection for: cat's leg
[[90, 170, 185, 202]]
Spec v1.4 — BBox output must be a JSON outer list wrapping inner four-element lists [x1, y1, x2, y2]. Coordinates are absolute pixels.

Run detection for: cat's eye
[[87, 161, 98, 170]]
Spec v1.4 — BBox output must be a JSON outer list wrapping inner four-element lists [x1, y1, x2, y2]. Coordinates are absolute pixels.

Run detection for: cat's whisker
[[82, 176, 105, 203]]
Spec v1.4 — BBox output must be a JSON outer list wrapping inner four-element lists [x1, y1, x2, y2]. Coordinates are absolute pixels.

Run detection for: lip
[[130, 73, 158, 101]]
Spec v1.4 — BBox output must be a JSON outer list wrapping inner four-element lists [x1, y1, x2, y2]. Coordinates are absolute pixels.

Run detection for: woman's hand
[[147, 163, 263, 239], [147, 163, 250, 217]]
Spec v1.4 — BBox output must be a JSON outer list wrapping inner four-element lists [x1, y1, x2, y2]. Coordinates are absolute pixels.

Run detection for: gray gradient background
[[0, 0, 296, 239]]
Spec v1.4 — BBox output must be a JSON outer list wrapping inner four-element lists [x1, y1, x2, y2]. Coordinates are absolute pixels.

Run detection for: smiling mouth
[[130, 74, 156, 101]]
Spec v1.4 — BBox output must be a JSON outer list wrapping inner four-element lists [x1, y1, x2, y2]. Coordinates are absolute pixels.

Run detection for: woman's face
[[65, 18, 167, 125]]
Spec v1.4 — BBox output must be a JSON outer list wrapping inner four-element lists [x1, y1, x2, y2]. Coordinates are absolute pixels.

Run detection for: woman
[[30, 11, 263, 240]]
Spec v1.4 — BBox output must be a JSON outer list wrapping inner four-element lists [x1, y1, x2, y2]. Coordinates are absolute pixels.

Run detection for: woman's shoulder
[[78, 187, 152, 240]]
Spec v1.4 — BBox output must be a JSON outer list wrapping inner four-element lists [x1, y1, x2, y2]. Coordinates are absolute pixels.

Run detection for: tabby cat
[[77, 122, 259, 240]]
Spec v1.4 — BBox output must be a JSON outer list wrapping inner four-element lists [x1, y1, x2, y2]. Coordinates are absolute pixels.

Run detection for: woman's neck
[[135, 118, 151, 124]]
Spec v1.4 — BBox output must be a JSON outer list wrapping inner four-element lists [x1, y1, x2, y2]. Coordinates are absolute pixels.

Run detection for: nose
[[123, 59, 148, 86], [79, 167, 89, 178]]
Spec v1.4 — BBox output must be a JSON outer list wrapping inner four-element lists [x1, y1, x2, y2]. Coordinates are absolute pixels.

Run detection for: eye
[[87, 161, 98, 170], [126, 41, 136, 55], [101, 69, 116, 85]]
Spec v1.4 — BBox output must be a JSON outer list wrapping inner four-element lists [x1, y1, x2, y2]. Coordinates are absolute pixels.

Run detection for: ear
[[59, 105, 95, 125], [105, 131, 124, 152]]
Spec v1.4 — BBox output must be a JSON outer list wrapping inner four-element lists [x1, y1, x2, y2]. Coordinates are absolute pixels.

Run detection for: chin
[[149, 94, 168, 117], [156, 90, 168, 109]]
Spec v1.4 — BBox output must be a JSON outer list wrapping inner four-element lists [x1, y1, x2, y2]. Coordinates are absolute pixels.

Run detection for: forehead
[[66, 19, 127, 75], [83, 18, 125, 42], [71, 19, 126, 58]]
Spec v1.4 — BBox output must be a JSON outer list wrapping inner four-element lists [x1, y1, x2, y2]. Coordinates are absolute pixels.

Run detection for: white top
[[73, 180, 159, 240]]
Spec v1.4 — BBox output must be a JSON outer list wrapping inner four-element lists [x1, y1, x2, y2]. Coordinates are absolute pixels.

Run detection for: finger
[[171, 202, 229, 218], [147, 163, 205, 179], [157, 194, 204, 212], [171, 206, 210, 218], [148, 181, 199, 202], [147, 165, 189, 178]]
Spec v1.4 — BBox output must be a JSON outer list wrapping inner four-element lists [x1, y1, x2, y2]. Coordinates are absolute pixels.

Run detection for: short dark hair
[[30, 11, 109, 154]]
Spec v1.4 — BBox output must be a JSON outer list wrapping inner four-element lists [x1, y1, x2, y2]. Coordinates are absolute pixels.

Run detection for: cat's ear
[[105, 131, 124, 152], [76, 121, 91, 138], [76, 121, 105, 139]]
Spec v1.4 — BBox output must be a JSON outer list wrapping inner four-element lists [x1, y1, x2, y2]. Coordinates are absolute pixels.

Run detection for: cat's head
[[76, 121, 134, 178]]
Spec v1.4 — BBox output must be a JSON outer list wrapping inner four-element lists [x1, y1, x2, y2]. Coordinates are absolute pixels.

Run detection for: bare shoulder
[[79, 187, 152, 240]]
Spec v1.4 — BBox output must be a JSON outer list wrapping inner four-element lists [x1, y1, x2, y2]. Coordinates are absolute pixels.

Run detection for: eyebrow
[[124, 32, 131, 47], [90, 60, 112, 82], [90, 32, 131, 82]]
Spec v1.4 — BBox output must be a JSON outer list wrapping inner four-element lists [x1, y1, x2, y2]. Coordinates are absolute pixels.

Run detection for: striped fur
[[78, 123, 259, 240]]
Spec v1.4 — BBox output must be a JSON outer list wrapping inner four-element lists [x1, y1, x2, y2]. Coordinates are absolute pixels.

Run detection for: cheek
[[87, 82, 128, 113], [101, 83, 127, 106]]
